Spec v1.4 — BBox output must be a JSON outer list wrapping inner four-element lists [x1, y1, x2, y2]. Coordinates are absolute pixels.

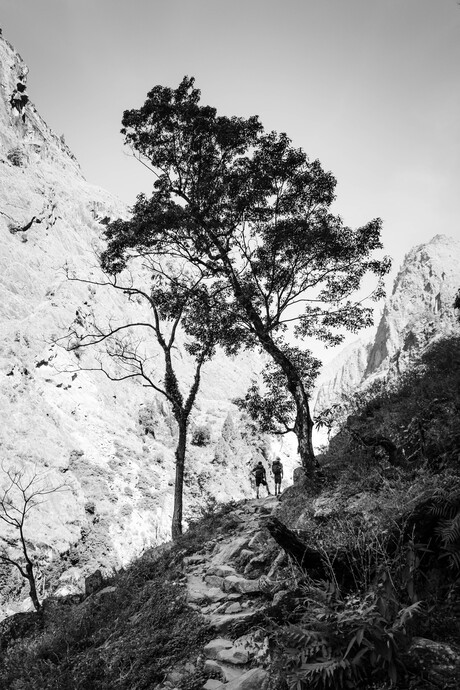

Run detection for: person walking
[[271, 457, 284, 497], [250, 461, 270, 499]]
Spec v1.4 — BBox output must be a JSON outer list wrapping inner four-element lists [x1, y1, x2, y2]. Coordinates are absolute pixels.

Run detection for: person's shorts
[[255, 477, 267, 487], [274, 473, 282, 484]]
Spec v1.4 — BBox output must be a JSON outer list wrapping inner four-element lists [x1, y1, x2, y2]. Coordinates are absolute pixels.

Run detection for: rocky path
[[182, 496, 282, 690]]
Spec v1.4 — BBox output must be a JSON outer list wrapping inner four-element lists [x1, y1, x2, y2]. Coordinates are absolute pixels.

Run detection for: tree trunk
[[266, 517, 356, 589], [213, 236, 317, 475], [266, 517, 327, 575], [171, 418, 187, 540], [26, 563, 41, 612]]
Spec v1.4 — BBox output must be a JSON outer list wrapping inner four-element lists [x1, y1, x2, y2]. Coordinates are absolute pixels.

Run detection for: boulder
[[205, 575, 225, 589], [216, 647, 249, 665], [207, 564, 237, 578], [203, 680, 223, 690], [219, 667, 268, 690], [223, 575, 260, 594], [404, 637, 460, 688], [203, 637, 234, 660], [225, 602, 242, 614]]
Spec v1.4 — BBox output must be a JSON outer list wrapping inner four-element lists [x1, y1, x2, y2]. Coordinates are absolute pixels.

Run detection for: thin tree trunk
[[26, 563, 41, 612], [171, 419, 187, 540]]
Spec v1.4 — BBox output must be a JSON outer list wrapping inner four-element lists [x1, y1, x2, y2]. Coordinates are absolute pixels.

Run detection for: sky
[[1, 0, 459, 298]]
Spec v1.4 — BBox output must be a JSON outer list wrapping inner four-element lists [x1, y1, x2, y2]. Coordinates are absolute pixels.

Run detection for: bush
[[191, 425, 211, 446], [7, 146, 26, 166]]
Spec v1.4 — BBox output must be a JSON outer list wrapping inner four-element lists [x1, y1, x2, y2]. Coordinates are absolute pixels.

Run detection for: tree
[[61, 262, 222, 539], [103, 76, 391, 476], [0, 465, 66, 612]]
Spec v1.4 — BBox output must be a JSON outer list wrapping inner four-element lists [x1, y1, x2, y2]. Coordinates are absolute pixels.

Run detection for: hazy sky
[[1, 0, 459, 282]]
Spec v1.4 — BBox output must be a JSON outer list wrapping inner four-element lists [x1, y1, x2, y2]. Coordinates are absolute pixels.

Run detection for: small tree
[[60, 263, 223, 538], [0, 465, 66, 612], [106, 76, 391, 476]]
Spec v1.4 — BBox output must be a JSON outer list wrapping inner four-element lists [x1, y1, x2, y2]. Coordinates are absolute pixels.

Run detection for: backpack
[[255, 465, 265, 480], [272, 460, 282, 475]]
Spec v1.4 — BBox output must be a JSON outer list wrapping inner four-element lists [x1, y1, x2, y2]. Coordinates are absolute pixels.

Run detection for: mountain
[[314, 234, 460, 415], [0, 32, 297, 616]]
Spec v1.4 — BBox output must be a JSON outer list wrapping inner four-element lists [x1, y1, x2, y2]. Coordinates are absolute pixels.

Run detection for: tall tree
[[103, 77, 390, 476]]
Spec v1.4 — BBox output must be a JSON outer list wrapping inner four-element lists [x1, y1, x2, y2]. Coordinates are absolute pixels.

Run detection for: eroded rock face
[[314, 234, 460, 415], [0, 32, 296, 615]]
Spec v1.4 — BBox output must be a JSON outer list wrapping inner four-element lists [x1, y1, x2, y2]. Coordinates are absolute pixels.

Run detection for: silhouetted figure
[[250, 461, 270, 499], [271, 457, 284, 497]]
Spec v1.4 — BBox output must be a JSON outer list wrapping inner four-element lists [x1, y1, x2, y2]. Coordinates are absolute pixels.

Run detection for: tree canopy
[[103, 76, 391, 475]]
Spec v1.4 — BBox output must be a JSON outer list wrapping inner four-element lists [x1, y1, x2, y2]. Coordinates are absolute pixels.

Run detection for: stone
[[203, 680, 223, 690], [208, 610, 257, 634], [205, 575, 225, 589], [207, 564, 237, 578], [404, 637, 460, 687], [225, 602, 242, 614], [203, 638, 234, 660], [219, 667, 268, 690], [204, 659, 222, 674], [211, 536, 250, 565], [216, 647, 249, 665], [223, 575, 260, 594]]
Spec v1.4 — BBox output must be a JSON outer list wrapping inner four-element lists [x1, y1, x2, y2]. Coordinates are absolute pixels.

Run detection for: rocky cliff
[[0, 32, 296, 615], [314, 234, 460, 414]]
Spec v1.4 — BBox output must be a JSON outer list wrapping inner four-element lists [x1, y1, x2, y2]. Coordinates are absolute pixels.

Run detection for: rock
[[208, 610, 257, 634], [203, 638, 234, 660], [219, 667, 268, 690], [404, 637, 460, 688], [216, 647, 249, 665], [236, 549, 254, 565], [314, 235, 460, 415], [211, 536, 250, 565], [225, 602, 242, 614], [165, 670, 184, 685], [247, 532, 268, 549], [223, 575, 260, 594], [204, 659, 223, 675], [184, 555, 205, 566], [205, 575, 225, 589], [207, 564, 237, 578], [203, 680, 223, 690]]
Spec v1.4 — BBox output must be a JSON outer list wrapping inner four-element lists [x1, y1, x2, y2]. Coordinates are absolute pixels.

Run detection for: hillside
[[1, 331, 460, 689], [0, 31, 297, 619], [314, 233, 460, 415]]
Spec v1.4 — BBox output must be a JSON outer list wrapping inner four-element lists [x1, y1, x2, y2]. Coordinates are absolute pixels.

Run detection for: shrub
[[7, 146, 26, 166], [191, 425, 211, 446]]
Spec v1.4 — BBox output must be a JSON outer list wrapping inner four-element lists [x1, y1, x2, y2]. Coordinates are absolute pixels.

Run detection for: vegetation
[[61, 252, 224, 539], [0, 502, 239, 690], [1, 335, 460, 688], [0, 467, 66, 612], [103, 75, 390, 475]]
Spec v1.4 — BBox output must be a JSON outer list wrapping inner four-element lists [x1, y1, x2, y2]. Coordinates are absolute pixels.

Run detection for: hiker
[[250, 461, 270, 499], [271, 457, 284, 497]]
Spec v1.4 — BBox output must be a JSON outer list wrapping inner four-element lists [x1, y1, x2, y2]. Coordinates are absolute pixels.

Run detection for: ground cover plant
[[1, 337, 459, 689], [0, 502, 241, 690]]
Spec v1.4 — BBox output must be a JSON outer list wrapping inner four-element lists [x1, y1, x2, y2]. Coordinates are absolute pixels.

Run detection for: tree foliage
[[103, 76, 390, 474]]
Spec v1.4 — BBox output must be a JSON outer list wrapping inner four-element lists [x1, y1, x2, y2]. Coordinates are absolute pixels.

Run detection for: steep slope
[[314, 234, 460, 414], [0, 32, 295, 615]]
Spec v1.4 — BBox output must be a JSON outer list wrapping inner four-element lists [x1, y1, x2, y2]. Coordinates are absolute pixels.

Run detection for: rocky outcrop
[[0, 31, 296, 617], [314, 234, 460, 415]]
